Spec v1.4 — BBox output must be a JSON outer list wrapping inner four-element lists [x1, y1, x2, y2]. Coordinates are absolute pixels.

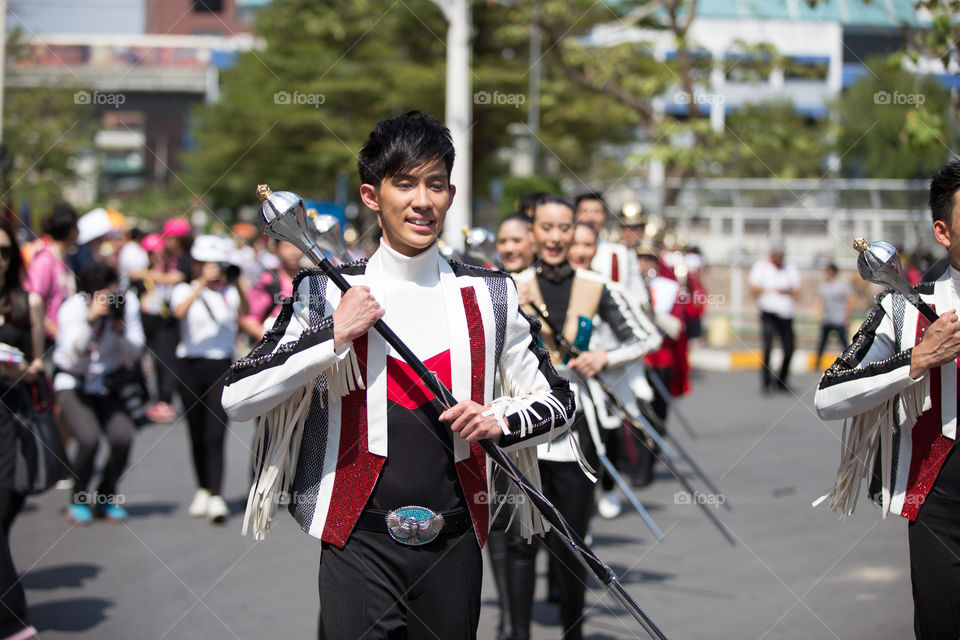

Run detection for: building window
[[193, 0, 223, 12]]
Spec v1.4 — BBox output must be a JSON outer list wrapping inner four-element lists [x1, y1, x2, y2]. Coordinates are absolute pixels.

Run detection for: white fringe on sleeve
[[486, 391, 573, 540], [242, 347, 363, 540], [242, 382, 313, 540], [812, 375, 929, 518]]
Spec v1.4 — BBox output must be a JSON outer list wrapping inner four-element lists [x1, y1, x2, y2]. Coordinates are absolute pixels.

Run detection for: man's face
[[575, 198, 606, 233], [496, 219, 535, 273], [770, 250, 785, 268], [638, 255, 659, 278], [620, 225, 644, 249], [360, 158, 455, 257], [532, 203, 575, 266], [934, 193, 960, 268], [568, 225, 597, 270]]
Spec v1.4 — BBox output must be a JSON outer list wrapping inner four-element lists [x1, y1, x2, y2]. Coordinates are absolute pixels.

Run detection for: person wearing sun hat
[[171, 235, 249, 523]]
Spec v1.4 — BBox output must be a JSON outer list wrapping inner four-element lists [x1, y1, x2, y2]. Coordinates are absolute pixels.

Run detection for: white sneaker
[[598, 490, 622, 519], [207, 495, 229, 523], [187, 489, 211, 517]]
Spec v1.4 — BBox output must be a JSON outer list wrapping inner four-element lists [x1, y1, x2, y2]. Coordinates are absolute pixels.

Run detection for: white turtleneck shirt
[[367, 241, 466, 512]]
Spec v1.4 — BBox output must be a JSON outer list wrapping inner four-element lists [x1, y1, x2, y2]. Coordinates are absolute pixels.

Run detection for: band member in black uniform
[[506, 196, 649, 640]]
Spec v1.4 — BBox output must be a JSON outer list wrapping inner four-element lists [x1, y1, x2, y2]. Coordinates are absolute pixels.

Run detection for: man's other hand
[[440, 400, 502, 444], [333, 286, 385, 349], [911, 309, 960, 378]]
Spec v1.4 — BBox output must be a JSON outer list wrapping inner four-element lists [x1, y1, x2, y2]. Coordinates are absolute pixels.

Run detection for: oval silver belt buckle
[[385, 506, 445, 546]]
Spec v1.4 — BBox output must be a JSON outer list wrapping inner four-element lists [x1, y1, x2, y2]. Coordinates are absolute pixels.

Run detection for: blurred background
[[1, 3, 957, 639], [1, 0, 957, 355]]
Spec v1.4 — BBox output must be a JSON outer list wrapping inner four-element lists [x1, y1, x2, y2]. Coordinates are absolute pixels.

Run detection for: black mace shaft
[[317, 258, 668, 640]]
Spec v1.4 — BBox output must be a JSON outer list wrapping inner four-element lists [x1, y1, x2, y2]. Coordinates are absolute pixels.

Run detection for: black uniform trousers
[[506, 415, 597, 640], [318, 527, 482, 640], [909, 444, 960, 639]]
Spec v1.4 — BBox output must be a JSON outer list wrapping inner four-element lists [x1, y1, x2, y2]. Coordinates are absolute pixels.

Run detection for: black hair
[[498, 212, 532, 230], [531, 195, 574, 223], [357, 111, 454, 187], [47, 203, 77, 242], [0, 219, 29, 330], [930, 157, 960, 224], [574, 191, 607, 213], [129, 228, 144, 242], [518, 191, 546, 215], [76, 262, 118, 296], [825, 263, 838, 274], [573, 221, 599, 240]]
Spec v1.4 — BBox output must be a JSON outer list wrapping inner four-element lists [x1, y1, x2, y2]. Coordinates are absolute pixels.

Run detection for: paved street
[[8, 369, 913, 639]]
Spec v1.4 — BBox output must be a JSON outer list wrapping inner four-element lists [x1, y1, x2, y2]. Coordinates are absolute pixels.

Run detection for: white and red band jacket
[[221, 250, 576, 548], [814, 268, 960, 521]]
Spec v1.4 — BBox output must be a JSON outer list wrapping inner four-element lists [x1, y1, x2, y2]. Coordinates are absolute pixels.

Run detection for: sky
[[7, 0, 144, 35]]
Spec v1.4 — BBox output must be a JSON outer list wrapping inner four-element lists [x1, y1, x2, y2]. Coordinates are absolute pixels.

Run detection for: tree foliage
[[3, 33, 98, 220], [185, 0, 641, 212], [506, 0, 836, 185], [833, 56, 955, 178], [185, 0, 448, 210]]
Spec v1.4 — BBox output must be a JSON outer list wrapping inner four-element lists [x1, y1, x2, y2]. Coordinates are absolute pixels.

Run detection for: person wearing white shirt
[[171, 235, 249, 523], [749, 246, 801, 393], [117, 230, 149, 292], [53, 263, 145, 524]]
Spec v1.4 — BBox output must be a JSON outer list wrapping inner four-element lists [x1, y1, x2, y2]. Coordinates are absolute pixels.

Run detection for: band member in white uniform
[[221, 112, 575, 639]]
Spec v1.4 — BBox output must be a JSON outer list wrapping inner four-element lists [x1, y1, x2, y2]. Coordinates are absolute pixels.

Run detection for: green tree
[[723, 102, 831, 178], [833, 56, 955, 178], [185, 0, 448, 212], [3, 33, 98, 221], [185, 0, 642, 215], [505, 1, 833, 190]]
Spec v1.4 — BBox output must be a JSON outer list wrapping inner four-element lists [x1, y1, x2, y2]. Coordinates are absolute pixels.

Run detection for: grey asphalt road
[[8, 369, 913, 639]]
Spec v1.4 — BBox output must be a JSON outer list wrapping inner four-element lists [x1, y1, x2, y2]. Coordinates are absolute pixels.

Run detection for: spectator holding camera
[[53, 263, 145, 525], [171, 235, 248, 524]]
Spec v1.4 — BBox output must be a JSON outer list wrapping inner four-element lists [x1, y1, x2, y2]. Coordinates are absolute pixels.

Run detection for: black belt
[[355, 507, 472, 537]]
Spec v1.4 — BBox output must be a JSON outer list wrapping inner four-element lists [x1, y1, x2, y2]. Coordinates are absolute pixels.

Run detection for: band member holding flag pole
[[221, 112, 668, 639]]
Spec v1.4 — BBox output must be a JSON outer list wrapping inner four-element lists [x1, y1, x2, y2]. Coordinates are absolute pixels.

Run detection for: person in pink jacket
[[26, 204, 78, 343]]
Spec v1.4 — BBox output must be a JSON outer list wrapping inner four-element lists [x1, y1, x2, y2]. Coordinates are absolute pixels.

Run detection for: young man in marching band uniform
[[221, 112, 575, 639], [815, 158, 960, 639]]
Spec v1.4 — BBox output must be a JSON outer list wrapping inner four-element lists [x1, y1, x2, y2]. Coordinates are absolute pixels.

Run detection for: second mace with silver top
[[853, 237, 938, 322]]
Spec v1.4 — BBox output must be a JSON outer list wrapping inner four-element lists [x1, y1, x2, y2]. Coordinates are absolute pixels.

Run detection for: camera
[[108, 295, 126, 319], [106, 369, 149, 427], [221, 263, 241, 285]]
